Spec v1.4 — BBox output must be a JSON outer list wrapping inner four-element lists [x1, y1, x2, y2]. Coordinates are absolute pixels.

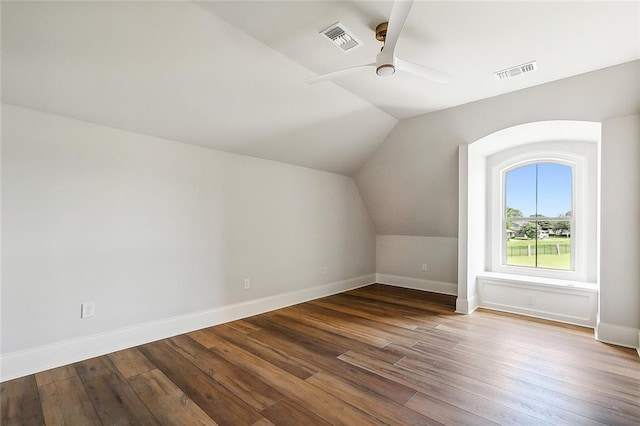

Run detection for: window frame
[[501, 160, 576, 271], [489, 148, 589, 281]]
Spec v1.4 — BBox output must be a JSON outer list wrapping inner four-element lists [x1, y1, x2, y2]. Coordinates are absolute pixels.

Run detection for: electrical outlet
[[81, 302, 95, 319], [244, 278, 251, 290], [323, 266, 329, 275], [422, 263, 428, 272]]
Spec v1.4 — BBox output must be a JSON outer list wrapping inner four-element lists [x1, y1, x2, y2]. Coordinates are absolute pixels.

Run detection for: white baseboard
[[0, 274, 375, 382], [455, 296, 478, 314], [375, 273, 457, 296], [596, 321, 640, 352]]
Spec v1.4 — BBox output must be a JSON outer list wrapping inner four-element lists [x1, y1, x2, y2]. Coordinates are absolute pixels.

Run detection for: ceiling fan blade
[[383, 0, 414, 56], [395, 57, 451, 83], [306, 63, 376, 84]]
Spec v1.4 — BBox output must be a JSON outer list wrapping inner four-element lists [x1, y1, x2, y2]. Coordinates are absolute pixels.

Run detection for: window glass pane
[[504, 163, 572, 271], [537, 163, 572, 218], [505, 164, 536, 217]]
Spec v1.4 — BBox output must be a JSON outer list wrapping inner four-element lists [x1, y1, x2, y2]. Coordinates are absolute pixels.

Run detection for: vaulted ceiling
[[2, 1, 639, 176]]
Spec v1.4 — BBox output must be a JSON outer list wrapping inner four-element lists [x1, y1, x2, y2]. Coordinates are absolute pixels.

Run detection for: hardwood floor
[[3, 284, 639, 425]]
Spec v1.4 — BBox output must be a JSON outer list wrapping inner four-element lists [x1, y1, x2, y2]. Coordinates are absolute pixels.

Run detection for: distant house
[[553, 229, 571, 237], [508, 222, 559, 239]]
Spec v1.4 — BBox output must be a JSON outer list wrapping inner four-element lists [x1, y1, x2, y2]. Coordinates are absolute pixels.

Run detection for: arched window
[[488, 144, 595, 282], [503, 162, 573, 270]]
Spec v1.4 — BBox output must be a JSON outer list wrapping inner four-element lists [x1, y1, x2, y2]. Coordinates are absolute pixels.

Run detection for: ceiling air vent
[[320, 22, 362, 52], [494, 61, 537, 80]]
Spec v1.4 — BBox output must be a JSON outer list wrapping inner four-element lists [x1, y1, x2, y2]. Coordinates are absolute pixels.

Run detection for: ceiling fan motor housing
[[376, 64, 395, 76], [376, 49, 395, 76]]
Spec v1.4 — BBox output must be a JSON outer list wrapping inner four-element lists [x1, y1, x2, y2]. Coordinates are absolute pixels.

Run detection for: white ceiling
[[2, 1, 639, 176], [203, 0, 640, 118]]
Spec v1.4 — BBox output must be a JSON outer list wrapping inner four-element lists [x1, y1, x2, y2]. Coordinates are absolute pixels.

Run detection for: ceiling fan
[[306, 0, 450, 84]]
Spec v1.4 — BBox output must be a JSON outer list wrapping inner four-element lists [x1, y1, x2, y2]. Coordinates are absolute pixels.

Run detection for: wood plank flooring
[[3, 284, 640, 425]]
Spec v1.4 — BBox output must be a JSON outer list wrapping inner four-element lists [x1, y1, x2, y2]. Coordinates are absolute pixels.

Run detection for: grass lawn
[[507, 253, 571, 269], [506, 237, 571, 270]]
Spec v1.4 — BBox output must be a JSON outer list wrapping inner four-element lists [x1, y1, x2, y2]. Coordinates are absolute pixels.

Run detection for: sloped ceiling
[[1, 1, 396, 176], [2, 1, 639, 177]]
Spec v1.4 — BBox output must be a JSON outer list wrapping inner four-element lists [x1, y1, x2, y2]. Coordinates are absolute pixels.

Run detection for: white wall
[[1, 104, 376, 379], [356, 60, 640, 349], [376, 235, 457, 295], [598, 113, 640, 347]]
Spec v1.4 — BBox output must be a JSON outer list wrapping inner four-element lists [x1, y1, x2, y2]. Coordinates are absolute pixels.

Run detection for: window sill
[[475, 272, 599, 327], [477, 271, 598, 292]]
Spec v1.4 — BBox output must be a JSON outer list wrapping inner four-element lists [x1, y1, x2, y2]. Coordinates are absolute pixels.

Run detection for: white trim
[[477, 274, 598, 328], [596, 322, 640, 351], [488, 144, 594, 282], [376, 273, 457, 296], [477, 272, 597, 291], [457, 144, 471, 314], [455, 296, 478, 315], [0, 274, 375, 382], [472, 121, 601, 156]]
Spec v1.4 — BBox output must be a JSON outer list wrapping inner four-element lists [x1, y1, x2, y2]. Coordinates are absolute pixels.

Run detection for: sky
[[505, 163, 572, 217]]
